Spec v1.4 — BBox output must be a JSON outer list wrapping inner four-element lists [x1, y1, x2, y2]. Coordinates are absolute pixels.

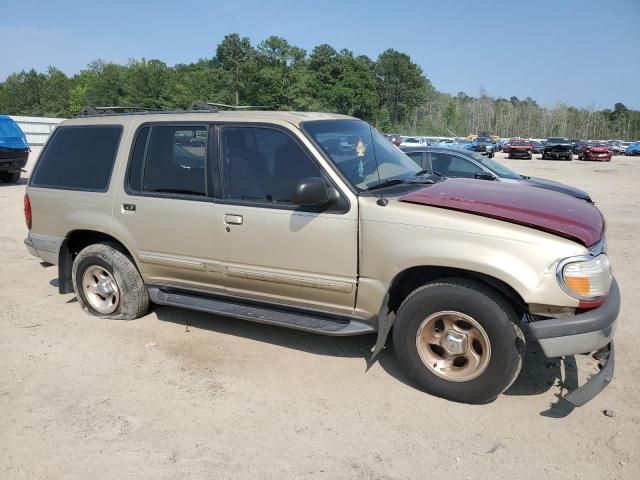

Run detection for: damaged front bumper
[[527, 279, 620, 406]]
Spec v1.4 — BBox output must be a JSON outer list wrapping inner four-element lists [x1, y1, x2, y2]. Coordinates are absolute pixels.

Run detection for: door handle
[[224, 214, 243, 225], [122, 203, 136, 213]]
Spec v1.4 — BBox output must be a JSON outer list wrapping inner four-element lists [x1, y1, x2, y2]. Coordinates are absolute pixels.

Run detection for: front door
[[214, 125, 358, 315], [112, 123, 225, 292]]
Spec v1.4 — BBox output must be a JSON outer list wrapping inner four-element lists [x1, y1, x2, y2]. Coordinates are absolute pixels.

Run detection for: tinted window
[[431, 153, 481, 178], [222, 126, 323, 204], [137, 125, 207, 196], [32, 125, 122, 191]]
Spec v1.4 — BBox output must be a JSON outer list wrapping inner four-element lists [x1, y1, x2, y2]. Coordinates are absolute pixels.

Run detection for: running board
[[148, 287, 375, 336]]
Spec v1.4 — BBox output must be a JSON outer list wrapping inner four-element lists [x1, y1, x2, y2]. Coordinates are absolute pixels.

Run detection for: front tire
[[392, 279, 524, 404], [72, 243, 149, 320], [0, 171, 20, 183]]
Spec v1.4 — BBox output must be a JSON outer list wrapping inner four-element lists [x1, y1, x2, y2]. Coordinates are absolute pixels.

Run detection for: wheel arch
[[386, 265, 528, 319], [58, 229, 140, 294]]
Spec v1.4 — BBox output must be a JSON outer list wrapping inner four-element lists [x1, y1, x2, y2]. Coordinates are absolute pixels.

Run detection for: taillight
[[24, 194, 32, 230]]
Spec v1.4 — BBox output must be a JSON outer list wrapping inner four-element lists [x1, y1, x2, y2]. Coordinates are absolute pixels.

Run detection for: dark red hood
[[588, 146, 610, 153], [510, 145, 531, 150], [399, 179, 604, 247]]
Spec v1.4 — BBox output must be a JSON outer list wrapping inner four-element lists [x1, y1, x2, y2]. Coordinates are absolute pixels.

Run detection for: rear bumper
[[0, 156, 28, 171], [526, 279, 620, 406], [24, 233, 63, 265]]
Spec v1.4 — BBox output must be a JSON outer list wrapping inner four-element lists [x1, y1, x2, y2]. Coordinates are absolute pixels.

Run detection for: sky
[[2, 0, 639, 110]]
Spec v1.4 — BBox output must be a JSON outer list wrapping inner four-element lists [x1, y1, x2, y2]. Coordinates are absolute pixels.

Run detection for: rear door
[[212, 124, 358, 315], [112, 122, 225, 292]]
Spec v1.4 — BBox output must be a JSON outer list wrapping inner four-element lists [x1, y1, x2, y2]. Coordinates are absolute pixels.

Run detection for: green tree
[[375, 49, 431, 128], [215, 34, 256, 105]]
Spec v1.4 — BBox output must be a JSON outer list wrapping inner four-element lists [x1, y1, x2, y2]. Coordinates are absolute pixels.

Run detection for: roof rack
[[195, 102, 274, 111], [79, 102, 274, 117], [80, 106, 166, 116]]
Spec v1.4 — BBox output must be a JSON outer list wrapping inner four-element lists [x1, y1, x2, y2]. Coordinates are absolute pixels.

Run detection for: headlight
[[557, 253, 612, 300]]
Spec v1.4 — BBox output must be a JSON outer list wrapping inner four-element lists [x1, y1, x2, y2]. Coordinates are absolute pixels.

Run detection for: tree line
[[1, 33, 638, 140]]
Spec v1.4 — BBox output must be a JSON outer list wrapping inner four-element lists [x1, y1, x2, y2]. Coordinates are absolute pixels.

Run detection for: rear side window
[[31, 125, 122, 191], [127, 125, 208, 197]]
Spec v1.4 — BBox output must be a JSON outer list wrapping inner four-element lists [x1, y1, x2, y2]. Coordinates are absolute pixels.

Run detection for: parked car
[[384, 133, 402, 146], [400, 146, 592, 201], [469, 136, 495, 157], [606, 140, 624, 155], [621, 142, 632, 154], [542, 137, 573, 160], [501, 139, 513, 154], [400, 136, 427, 147], [578, 143, 612, 162], [25, 109, 617, 406], [624, 142, 640, 156], [505, 140, 532, 159], [570, 139, 582, 154], [531, 141, 545, 154], [0, 115, 30, 184]]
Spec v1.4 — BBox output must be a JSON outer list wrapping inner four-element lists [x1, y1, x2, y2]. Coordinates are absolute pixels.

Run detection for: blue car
[[625, 142, 640, 156], [0, 115, 29, 183], [469, 137, 495, 157]]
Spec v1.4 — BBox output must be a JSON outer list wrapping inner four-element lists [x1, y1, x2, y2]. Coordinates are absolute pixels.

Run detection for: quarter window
[[32, 125, 122, 191], [221, 126, 324, 204]]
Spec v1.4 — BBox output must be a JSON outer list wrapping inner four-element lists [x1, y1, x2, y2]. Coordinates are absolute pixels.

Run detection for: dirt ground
[[1, 148, 639, 480]]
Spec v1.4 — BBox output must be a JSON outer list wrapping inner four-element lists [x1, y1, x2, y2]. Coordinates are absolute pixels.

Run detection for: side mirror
[[292, 177, 332, 205], [475, 171, 496, 181]]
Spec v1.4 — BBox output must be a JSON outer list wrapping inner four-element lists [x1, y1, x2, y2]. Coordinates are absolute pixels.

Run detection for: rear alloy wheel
[[0, 171, 20, 183], [72, 243, 149, 320], [393, 279, 524, 404]]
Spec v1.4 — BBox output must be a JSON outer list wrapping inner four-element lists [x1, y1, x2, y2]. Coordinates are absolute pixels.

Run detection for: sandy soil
[[1, 148, 639, 479]]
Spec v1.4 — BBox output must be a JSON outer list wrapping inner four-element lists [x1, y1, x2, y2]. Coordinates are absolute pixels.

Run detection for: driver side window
[[430, 153, 481, 178], [221, 126, 324, 205]]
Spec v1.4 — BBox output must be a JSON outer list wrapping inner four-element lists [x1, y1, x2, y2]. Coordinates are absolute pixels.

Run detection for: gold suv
[[24, 108, 619, 405]]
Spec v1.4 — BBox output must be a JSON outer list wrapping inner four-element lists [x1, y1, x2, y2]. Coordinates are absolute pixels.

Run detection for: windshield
[[303, 120, 421, 190], [0, 118, 24, 138], [474, 154, 521, 179], [511, 141, 530, 146]]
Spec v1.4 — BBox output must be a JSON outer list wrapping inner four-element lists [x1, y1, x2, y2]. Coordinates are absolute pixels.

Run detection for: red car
[[384, 133, 402, 147], [505, 140, 533, 159], [502, 138, 526, 154], [578, 143, 612, 162]]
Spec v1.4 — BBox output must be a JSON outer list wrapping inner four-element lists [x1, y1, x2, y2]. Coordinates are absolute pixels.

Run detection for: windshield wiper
[[415, 169, 444, 178], [364, 177, 434, 192]]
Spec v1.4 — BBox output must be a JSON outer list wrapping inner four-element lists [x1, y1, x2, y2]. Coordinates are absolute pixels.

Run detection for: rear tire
[[0, 171, 20, 183], [72, 243, 149, 320], [392, 279, 524, 404]]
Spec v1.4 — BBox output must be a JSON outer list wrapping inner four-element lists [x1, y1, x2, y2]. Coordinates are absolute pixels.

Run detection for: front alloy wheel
[[416, 311, 491, 382], [393, 279, 524, 404]]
